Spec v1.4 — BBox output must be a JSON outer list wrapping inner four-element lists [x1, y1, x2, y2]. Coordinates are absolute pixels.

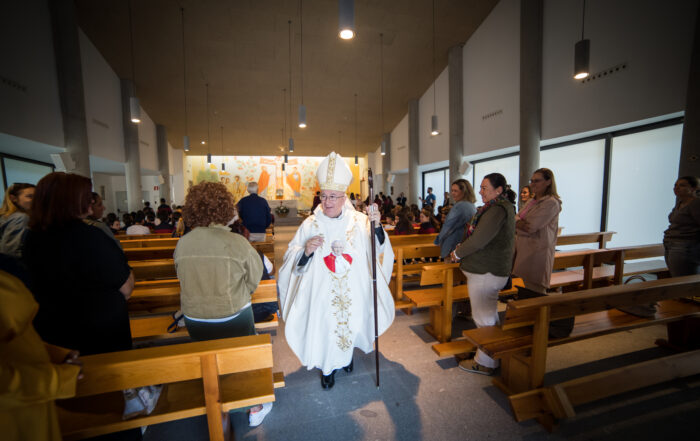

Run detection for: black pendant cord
[[380, 33, 384, 137], [128, 0, 137, 92], [299, 0, 304, 106], [180, 7, 188, 136], [206, 83, 210, 155], [581, 0, 586, 40], [354, 93, 358, 161], [432, 0, 436, 114], [288, 20, 293, 144], [283, 88, 287, 144]]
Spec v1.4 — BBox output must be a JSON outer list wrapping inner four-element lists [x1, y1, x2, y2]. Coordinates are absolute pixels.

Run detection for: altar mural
[[185, 155, 362, 209]]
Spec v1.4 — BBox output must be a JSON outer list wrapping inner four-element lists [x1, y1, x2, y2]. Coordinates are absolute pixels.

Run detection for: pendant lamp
[[574, 0, 590, 79]]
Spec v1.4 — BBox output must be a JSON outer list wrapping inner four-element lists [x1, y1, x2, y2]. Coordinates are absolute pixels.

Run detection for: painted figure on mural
[[232, 175, 247, 202], [286, 166, 302, 198], [258, 166, 271, 197]]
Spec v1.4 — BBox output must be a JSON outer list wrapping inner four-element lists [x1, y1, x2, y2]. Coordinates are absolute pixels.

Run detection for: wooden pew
[[432, 249, 622, 357], [462, 275, 700, 430], [131, 259, 177, 280], [391, 243, 442, 303], [403, 262, 523, 344], [389, 233, 438, 248], [129, 279, 279, 340], [121, 238, 179, 249], [555, 231, 616, 249], [129, 279, 277, 315], [126, 240, 275, 263], [116, 233, 173, 240], [56, 335, 284, 441]]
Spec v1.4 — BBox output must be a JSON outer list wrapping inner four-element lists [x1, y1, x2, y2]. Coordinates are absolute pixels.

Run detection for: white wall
[[0, 0, 64, 148], [79, 29, 125, 163], [390, 114, 409, 171], [92, 172, 117, 214], [391, 173, 409, 199], [419, 66, 450, 165], [138, 109, 158, 172], [462, 0, 520, 156], [541, 0, 696, 140]]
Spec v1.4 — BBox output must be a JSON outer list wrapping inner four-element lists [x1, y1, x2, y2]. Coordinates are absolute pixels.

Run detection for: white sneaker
[[248, 402, 273, 427]]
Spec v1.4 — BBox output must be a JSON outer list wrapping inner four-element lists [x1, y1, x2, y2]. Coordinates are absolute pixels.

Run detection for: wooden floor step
[[432, 339, 475, 357]]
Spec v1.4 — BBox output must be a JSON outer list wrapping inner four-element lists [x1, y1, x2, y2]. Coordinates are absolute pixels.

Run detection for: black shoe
[[321, 370, 335, 390], [343, 359, 353, 373]]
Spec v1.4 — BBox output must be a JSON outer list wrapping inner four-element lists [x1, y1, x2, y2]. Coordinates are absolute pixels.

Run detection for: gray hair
[[247, 182, 258, 194]]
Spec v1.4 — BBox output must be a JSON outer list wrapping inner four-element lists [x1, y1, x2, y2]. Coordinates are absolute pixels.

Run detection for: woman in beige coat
[[512, 168, 562, 294]]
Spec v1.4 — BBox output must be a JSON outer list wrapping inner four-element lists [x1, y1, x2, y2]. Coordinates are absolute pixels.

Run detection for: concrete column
[[408, 99, 420, 205], [382, 133, 391, 195], [156, 124, 171, 203], [121, 79, 142, 212], [519, 0, 543, 188], [48, 0, 91, 177], [679, 4, 700, 177], [448, 45, 464, 185]]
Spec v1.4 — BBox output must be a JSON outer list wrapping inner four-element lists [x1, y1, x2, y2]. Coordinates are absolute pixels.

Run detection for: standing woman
[[23, 173, 135, 356], [434, 179, 477, 259], [175, 181, 272, 426], [512, 168, 562, 294], [0, 183, 35, 258], [518, 185, 534, 212], [663, 176, 700, 276], [450, 173, 516, 375]]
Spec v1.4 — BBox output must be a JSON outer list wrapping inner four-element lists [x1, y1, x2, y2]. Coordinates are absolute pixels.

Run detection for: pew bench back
[[57, 335, 282, 441]]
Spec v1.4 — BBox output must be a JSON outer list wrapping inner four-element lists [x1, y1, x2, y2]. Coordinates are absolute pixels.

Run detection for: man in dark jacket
[[237, 182, 272, 242]]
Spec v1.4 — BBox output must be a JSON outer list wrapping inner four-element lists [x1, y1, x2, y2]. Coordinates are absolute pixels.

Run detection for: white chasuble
[[278, 200, 395, 375]]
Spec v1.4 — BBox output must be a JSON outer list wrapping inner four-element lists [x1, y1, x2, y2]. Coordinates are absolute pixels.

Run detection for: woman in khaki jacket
[[512, 168, 562, 294]]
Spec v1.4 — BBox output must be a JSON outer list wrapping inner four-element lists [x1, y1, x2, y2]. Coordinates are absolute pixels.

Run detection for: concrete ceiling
[[74, 0, 498, 158]]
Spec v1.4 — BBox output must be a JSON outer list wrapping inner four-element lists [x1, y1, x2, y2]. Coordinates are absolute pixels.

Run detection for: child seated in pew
[[126, 211, 150, 235], [418, 208, 440, 234], [393, 212, 412, 236]]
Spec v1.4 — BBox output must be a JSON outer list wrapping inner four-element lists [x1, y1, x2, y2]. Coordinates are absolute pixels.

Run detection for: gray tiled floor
[[143, 226, 700, 441]]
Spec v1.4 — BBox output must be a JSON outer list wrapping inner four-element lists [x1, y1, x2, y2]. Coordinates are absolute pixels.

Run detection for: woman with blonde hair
[[512, 168, 562, 294], [434, 179, 477, 259], [0, 183, 35, 258]]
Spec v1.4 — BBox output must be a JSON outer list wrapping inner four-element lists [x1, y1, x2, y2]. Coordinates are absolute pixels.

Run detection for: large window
[[541, 140, 606, 235], [0, 154, 54, 193], [422, 168, 449, 213], [606, 124, 682, 247], [456, 117, 683, 249], [471, 155, 519, 197]]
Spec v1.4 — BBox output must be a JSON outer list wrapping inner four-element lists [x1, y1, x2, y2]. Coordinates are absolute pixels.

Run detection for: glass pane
[[473, 155, 519, 202], [423, 169, 446, 214], [4, 158, 52, 187], [606, 124, 682, 248], [541, 140, 605, 237]]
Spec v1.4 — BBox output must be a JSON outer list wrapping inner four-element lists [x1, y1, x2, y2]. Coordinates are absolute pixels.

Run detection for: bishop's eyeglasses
[[319, 194, 344, 202]]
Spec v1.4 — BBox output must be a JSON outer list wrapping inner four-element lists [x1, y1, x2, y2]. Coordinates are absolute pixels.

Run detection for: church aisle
[[143, 226, 700, 441]]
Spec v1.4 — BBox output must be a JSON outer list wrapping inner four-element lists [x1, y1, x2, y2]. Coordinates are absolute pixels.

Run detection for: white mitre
[[316, 151, 353, 192]]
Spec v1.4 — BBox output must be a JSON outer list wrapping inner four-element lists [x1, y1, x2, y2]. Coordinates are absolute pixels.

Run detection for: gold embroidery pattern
[[330, 272, 352, 351]]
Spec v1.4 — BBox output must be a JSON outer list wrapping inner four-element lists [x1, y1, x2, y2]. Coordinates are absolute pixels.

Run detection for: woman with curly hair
[[174, 181, 271, 426]]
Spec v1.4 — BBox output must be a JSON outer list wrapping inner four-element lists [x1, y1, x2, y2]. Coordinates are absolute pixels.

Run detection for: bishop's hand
[[365, 203, 381, 225], [304, 235, 324, 257]]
